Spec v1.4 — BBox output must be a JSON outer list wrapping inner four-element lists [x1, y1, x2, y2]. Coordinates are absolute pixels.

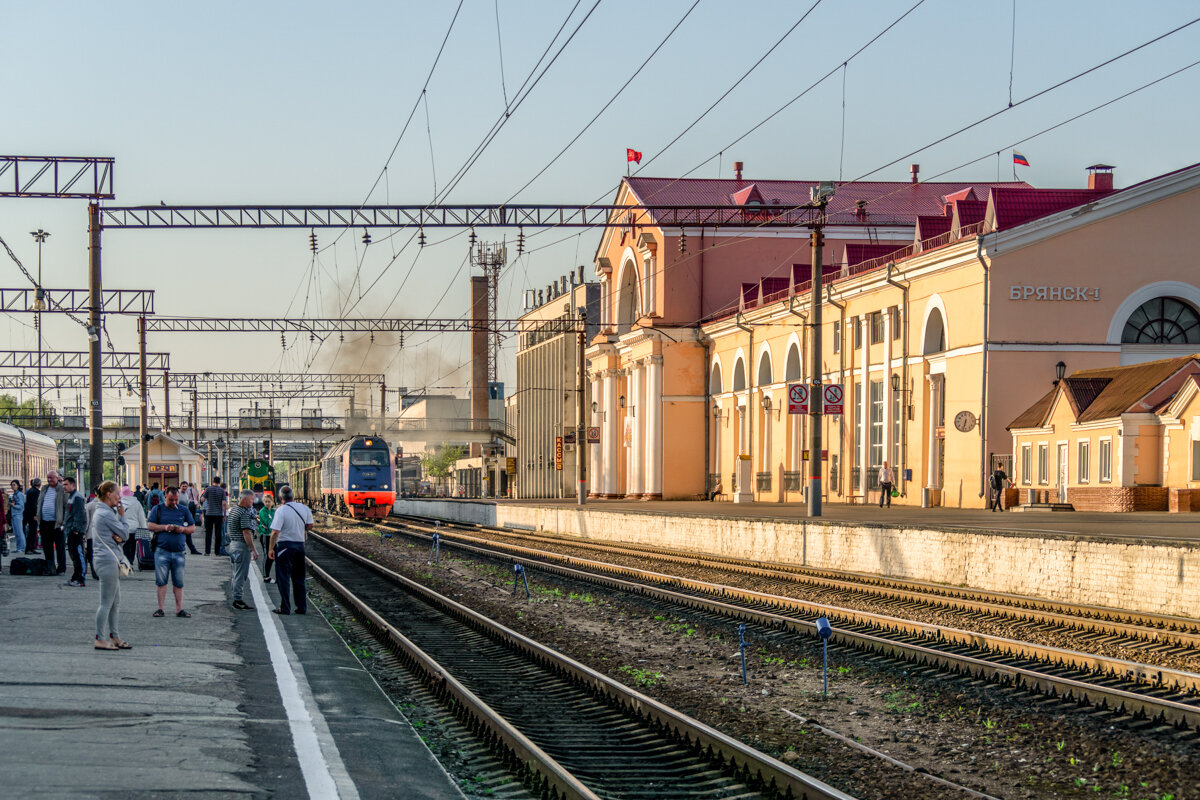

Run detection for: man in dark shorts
[[199, 477, 228, 555], [147, 487, 196, 617]]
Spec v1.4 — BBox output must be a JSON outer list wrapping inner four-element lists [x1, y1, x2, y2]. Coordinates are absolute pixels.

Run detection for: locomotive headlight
[[351, 483, 358, 489], [381, 483, 389, 489]]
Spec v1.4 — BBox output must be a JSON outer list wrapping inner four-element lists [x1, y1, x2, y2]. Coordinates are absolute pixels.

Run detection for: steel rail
[[309, 531, 855, 800], [396, 514, 1200, 648], [359, 518, 1200, 730], [306, 557, 602, 800]]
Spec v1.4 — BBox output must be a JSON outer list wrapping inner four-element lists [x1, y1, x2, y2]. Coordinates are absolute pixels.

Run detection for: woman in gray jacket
[[91, 481, 132, 651]]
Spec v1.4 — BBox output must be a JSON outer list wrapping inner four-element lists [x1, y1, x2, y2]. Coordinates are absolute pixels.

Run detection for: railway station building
[[585, 161, 1200, 508], [123, 433, 207, 489]]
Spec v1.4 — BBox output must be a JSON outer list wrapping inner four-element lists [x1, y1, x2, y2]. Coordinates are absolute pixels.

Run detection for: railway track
[[345, 513, 1200, 733], [305, 532, 853, 800], [394, 513, 1200, 653]]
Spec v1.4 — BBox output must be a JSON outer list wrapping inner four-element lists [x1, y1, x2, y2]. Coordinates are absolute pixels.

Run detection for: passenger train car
[[297, 436, 395, 519], [239, 459, 276, 501], [0, 421, 58, 488]]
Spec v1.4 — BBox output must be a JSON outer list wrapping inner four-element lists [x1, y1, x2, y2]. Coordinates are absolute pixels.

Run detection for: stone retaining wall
[[394, 499, 1200, 618]]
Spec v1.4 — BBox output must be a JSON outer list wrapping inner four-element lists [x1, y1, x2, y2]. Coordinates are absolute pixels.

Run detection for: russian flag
[[1013, 150, 1030, 167]]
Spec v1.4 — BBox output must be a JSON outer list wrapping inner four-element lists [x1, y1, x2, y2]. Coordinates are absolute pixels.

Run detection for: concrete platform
[[0, 548, 464, 800]]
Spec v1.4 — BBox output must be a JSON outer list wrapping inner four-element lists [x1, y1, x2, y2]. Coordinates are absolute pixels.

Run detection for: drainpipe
[[975, 236, 990, 500], [701, 331, 712, 498], [735, 312, 754, 496], [884, 261, 910, 496], [826, 285, 845, 499]]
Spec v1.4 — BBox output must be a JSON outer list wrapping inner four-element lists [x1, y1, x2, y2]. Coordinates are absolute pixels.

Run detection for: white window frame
[[1037, 443, 1049, 485], [1191, 439, 1200, 482], [1098, 437, 1112, 483], [1020, 444, 1031, 485], [1077, 440, 1090, 484]]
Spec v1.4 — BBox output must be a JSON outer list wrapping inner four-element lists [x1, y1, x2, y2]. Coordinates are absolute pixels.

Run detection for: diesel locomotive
[[239, 458, 277, 501], [295, 436, 395, 519]]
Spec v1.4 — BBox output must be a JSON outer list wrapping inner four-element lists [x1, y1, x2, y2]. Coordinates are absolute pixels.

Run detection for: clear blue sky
[[3, 0, 1198, 415]]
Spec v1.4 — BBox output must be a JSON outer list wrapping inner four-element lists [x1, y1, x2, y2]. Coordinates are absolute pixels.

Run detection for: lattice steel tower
[[470, 241, 506, 383]]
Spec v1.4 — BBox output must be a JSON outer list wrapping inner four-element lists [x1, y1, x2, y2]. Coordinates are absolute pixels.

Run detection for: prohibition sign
[[823, 383, 844, 415], [787, 383, 808, 414]]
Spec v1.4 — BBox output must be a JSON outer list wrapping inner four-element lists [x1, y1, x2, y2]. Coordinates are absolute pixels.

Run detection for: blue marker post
[[513, 564, 530, 599], [816, 616, 833, 697], [428, 532, 440, 565], [737, 623, 749, 685]]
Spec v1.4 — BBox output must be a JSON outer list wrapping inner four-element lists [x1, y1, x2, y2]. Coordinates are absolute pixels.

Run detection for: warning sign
[[787, 383, 808, 415], [586, 426, 600, 443], [823, 384, 844, 415]]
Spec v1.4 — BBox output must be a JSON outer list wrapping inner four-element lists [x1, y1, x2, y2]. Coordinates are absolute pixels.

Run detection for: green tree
[[420, 444, 464, 487], [0, 393, 56, 423]]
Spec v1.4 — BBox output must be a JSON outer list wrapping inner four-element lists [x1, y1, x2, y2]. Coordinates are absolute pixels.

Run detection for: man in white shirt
[[267, 485, 314, 615], [877, 461, 895, 508]]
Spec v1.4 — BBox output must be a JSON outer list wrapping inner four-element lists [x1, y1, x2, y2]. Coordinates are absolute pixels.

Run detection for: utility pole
[[191, 388, 199, 449], [808, 196, 829, 517], [138, 316, 149, 490], [577, 308, 587, 505], [30, 229, 50, 421], [87, 204, 103, 491]]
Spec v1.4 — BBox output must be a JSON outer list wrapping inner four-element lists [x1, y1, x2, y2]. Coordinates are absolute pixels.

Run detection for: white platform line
[[248, 564, 360, 800]]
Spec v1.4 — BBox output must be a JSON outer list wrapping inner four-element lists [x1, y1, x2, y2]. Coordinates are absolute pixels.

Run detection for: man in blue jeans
[[226, 491, 259, 611], [268, 485, 314, 615], [147, 487, 196, 618]]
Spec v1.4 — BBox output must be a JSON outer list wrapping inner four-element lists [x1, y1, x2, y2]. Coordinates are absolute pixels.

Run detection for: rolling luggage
[[136, 536, 155, 571]]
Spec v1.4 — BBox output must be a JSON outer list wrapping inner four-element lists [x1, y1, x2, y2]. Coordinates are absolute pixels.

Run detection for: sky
[[3, 0, 1199, 419]]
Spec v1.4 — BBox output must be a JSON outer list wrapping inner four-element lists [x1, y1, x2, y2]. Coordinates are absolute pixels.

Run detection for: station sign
[[823, 384, 844, 415], [586, 426, 600, 443], [554, 436, 563, 471], [787, 383, 808, 415]]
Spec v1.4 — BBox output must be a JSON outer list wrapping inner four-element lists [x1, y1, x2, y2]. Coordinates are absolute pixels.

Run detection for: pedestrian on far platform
[[179, 481, 201, 553], [877, 461, 895, 508], [200, 477, 228, 556], [8, 480, 26, 554], [62, 477, 88, 587], [134, 485, 146, 508], [147, 482, 164, 510], [268, 485, 313, 616], [226, 490, 259, 611], [990, 462, 1011, 512], [35, 471, 67, 574], [147, 487, 195, 618], [91, 480, 131, 651], [24, 478, 41, 554], [257, 492, 275, 583], [0, 485, 7, 559]]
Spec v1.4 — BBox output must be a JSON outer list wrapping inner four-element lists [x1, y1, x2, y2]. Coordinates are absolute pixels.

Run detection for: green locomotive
[[239, 458, 277, 500]]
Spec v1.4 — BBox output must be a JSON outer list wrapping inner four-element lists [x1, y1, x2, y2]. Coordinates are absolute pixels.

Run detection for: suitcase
[[137, 537, 155, 571], [10, 557, 48, 576]]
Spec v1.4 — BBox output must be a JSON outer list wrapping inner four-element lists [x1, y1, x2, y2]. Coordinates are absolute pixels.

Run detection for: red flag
[[626, 148, 642, 164]]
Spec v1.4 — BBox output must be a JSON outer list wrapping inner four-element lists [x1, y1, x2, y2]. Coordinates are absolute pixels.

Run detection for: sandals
[[94, 638, 118, 651], [152, 609, 165, 617], [110, 638, 133, 650], [176, 609, 191, 618]]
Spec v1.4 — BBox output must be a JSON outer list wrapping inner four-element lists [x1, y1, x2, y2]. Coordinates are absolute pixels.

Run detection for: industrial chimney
[[734, 161, 744, 181]]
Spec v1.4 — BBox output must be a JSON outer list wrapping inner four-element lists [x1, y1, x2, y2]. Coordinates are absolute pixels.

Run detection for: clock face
[[954, 410, 977, 432]]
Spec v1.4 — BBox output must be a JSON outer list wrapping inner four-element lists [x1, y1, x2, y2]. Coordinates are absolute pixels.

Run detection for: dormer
[[730, 184, 765, 207]]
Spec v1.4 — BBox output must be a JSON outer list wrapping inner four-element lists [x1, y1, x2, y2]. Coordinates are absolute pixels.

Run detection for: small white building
[[123, 434, 207, 489]]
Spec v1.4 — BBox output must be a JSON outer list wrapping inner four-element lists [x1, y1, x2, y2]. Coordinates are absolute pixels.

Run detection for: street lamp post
[[30, 229, 50, 421]]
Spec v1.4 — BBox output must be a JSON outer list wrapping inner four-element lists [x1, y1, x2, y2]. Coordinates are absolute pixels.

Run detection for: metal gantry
[[0, 350, 170, 370], [0, 156, 115, 199], [0, 373, 382, 391], [142, 316, 582, 335], [0, 287, 154, 315]]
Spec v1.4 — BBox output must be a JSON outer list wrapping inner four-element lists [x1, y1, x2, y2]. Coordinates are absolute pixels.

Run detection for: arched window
[[757, 351, 773, 386], [924, 307, 946, 354], [709, 362, 723, 394], [1120, 297, 1200, 344], [615, 260, 639, 333], [732, 358, 747, 392], [784, 343, 802, 382]]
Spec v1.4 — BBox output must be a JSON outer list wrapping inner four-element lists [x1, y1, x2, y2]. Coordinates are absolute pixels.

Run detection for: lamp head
[[1055, 361, 1067, 384]]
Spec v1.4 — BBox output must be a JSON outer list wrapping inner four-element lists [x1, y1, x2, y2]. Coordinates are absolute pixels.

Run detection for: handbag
[[94, 511, 135, 578]]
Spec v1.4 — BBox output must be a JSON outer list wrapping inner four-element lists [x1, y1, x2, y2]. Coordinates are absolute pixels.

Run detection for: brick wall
[[1169, 489, 1200, 513], [1069, 486, 1169, 512], [396, 499, 1200, 617]]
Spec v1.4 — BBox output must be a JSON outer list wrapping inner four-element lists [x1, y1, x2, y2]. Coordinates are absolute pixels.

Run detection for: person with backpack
[[147, 483, 165, 509], [990, 462, 1011, 511], [119, 486, 148, 562], [147, 487, 195, 618]]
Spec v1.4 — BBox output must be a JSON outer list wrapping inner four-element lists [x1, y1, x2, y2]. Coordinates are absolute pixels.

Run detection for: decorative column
[[644, 355, 663, 499], [603, 369, 619, 497], [882, 309, 893, 479], [926, 374, 939, 488], [628, 363, 644, 498], [589, 373, 602, 498], [860, 316, 870, 495]]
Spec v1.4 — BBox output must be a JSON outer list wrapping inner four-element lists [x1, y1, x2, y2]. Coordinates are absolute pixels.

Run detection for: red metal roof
[[987, 188, 1108, 230], [952, 199, 988, 227], [626, 177, 1031, 227], [914, 215, 951, 240], [843, 243, 908, 267]]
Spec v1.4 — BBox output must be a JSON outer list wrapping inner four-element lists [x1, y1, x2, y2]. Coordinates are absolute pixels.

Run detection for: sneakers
[[232, 600, 253, 610], [66, 580, 85, 588]]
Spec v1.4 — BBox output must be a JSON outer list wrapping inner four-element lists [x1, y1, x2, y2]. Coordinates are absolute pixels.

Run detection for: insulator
[[517, 226, 525, 255], [398, 333, 404, 348], [281, 333, 286, 348], [339, 333, 345, 343], [418, 228, 426, 247], [309, 332, 315, 343], [679, 230, 687, 254], [468, 228, 477, 247], [361, 228, 371, 246], [370, 332, 375, 344], [308, 229, 318, 252]]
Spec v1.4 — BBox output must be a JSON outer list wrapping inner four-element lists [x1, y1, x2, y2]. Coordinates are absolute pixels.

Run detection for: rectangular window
[[853, 385, 862, 469], [854, 320, 862, 350], [869, 379, 884, 484], [1192, 440, 1200, 481], [890, 305, 901, 340], [1099, 439, 1112, 483], [833, 321, 841, 353], [871, 311, 885, 344], [1037, 444, 1049, 484], [1077, 441, 1090, 483], [1021, 444, 1032, 485]]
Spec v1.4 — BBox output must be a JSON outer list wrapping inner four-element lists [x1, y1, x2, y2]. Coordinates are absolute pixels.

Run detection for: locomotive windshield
[[349, 450, 390, 468]]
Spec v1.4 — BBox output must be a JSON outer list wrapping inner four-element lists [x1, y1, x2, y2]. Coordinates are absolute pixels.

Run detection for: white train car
[[0, 421, 58, 488]]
